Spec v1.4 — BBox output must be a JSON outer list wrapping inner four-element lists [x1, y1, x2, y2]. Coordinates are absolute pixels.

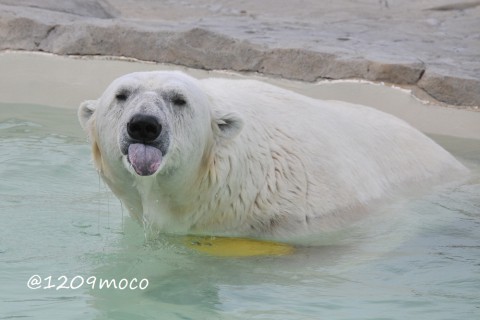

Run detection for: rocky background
[[0, 0, 479, 107]]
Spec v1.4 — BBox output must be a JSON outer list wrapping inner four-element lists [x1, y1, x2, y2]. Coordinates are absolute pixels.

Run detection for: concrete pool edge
[[1, 51, 479, 140]]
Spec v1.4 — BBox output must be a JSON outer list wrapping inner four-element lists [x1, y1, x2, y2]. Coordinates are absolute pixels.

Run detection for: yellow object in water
[[186, 236, 294, 257]]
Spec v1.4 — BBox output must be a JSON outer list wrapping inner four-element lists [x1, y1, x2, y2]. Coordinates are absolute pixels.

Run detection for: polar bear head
[[78, 71, 244, 184]]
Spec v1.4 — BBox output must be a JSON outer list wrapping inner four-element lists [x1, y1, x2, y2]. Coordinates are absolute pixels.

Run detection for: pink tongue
[[128, 143, 162, 176]]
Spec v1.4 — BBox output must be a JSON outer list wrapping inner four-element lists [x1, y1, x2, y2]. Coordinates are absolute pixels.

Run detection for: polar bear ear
[[213, 111, 244, 140], [78, 100, 97, 131]]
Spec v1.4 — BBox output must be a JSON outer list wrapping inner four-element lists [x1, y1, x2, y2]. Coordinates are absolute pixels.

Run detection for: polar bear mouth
[[126, 143, 163, 176]]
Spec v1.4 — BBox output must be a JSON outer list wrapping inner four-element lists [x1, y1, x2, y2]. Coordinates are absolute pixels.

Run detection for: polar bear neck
[[181, 127, 314, 236], [132, 174, 190, 234]]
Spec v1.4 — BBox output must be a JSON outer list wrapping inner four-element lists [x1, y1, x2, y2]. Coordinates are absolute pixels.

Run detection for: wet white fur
[[79, 71, 468, 239]]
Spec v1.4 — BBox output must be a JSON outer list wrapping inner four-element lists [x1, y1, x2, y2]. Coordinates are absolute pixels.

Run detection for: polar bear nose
[[127, 114, 162, 142]]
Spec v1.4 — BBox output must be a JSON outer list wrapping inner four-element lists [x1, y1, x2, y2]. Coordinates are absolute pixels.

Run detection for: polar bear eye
[[171, 94, 187, 106], [115, 90, 129, 102]]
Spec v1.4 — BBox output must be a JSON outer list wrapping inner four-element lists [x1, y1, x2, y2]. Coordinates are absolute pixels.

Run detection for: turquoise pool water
[[1, 103, 479, 319]]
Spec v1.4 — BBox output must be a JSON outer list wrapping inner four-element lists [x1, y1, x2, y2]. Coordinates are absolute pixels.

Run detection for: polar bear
[[78, 71, 467, 239]]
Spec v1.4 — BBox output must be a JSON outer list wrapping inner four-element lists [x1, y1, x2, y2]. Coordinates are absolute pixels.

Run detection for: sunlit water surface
[[1, 103, 479, 320]]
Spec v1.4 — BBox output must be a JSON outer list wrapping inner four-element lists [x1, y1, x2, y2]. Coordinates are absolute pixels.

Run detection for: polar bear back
[[200, 78, 466, 219]]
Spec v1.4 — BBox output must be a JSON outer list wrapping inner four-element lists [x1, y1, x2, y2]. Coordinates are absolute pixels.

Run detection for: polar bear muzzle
[[124, 114, 167, 176]]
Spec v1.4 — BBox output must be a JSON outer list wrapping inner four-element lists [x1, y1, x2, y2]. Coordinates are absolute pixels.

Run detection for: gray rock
[[0, 10, 55, 51], [160, 28, 265, 72], [418, 69, 480, 107], [365, 59, 425, 85], [0, 0, 479, 107], [0, 0, 116, 19], [258, 49, 366, 82]]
